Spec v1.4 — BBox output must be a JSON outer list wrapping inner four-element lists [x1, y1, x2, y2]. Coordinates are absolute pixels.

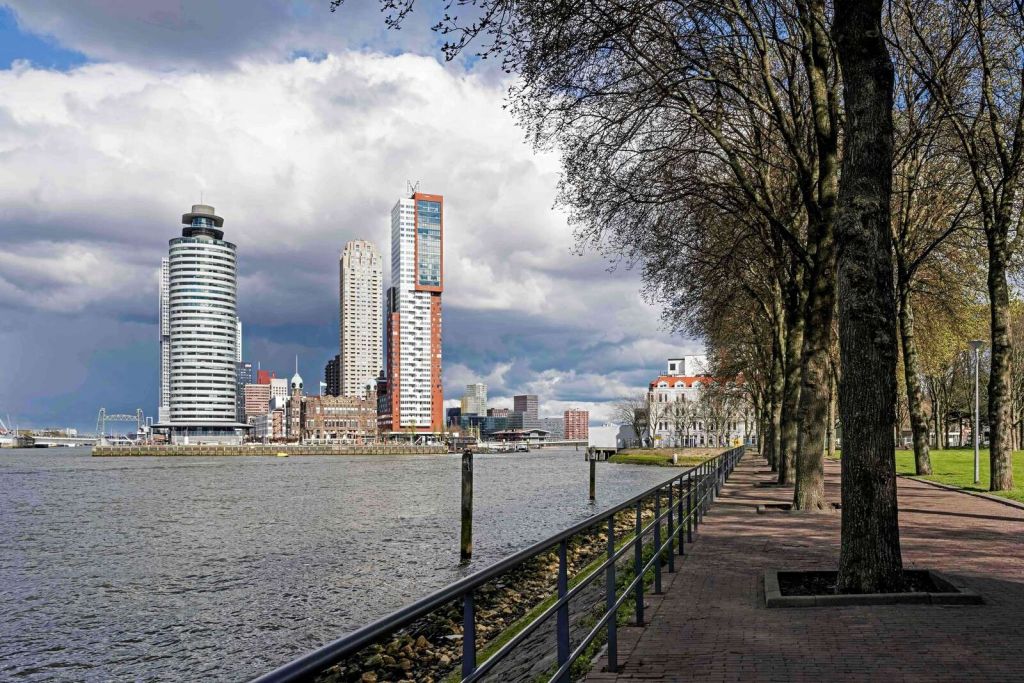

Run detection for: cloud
[[1, 1, 454, 69], [0, 50, 699, 430]]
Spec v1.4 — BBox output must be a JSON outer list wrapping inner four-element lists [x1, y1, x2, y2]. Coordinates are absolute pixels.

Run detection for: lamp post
[[969, 340, 985, 485]]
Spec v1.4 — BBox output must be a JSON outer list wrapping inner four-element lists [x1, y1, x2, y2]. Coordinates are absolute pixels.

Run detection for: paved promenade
[[588, 455, 1024, 682]]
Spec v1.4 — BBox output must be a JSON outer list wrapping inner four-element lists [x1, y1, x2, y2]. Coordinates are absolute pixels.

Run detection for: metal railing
[[252, 446, 745, 683]]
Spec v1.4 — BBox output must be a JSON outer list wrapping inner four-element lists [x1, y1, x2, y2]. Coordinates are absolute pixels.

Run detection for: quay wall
[[92, 444, 448, 457]]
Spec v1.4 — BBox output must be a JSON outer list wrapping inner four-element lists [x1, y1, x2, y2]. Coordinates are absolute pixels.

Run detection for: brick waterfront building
[[301, 393, 377, 443]]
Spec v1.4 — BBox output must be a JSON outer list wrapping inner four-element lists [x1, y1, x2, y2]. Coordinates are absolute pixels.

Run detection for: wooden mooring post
[[588, 447, 596, 502], [461, 449, 473, 562]]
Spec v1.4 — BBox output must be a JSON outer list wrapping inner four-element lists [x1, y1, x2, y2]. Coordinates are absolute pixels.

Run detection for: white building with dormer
[[647, 356, 755, 448]]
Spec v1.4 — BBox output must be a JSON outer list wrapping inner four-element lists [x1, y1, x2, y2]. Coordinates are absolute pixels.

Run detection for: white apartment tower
[[339, 240, 383, 398], [380, 192, 444, 433], [158, 257, 171, 423], [157, 204, 245, 443]]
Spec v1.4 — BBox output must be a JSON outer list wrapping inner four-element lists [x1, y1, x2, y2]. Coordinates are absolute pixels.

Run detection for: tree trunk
[[778, 291, 804, 485], [765, 292, 786, 471], [770, 296, 782, 473], [833, 0, 904, 593], [988, 233, 1015, 490], [827, 365, 837, 460], [794, 246, 834, 510], [897, 283, 932, 474], [942, 403, 949, 449]]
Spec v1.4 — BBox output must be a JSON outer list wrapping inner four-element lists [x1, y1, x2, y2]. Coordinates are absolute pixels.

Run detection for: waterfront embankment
[[92, 444, 447, 457]]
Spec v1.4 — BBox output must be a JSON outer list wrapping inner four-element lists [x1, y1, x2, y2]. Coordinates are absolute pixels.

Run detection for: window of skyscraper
[[416, 200, 441, 287]]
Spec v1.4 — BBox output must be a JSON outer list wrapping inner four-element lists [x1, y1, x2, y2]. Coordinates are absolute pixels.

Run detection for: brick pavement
[[587, 455, 1024, 682]]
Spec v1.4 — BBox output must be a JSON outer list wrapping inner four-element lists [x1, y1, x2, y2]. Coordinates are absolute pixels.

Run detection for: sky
[[0, 1, 702, 432]]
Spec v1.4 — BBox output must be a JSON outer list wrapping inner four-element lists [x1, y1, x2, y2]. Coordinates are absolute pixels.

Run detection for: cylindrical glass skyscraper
[[166, 204, 238, 425]]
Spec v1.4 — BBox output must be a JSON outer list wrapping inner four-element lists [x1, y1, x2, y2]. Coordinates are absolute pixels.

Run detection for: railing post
[[677, 477, 685, 555], [653, 489, 663, 594], [687, 473, 693, 542], [702, 462, 709, 517], [462, 591, 476, 679], [556, 539, 569, 682], [696, 465, 703, 525], [709, 460, 716, 504], [706, 461, 713, 510], [667, 481, 675, 572], [606, 516, 618, 673], [634, 499, 644, 626], [710, 460, 716, 506]]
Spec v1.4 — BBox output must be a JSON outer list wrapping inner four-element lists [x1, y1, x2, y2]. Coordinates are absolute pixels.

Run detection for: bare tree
[[668, 398, 697, 448], [613, 395, 652, 448], [702, 379, 749, 448]]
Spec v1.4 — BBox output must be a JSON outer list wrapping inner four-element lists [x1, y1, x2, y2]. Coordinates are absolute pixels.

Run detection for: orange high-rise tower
[[379, 192, 444, 434]]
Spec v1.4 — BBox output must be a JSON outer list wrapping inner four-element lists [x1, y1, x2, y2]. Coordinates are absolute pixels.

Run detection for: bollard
[[589, 449, 597, 502], [461, 449, 473, 562]]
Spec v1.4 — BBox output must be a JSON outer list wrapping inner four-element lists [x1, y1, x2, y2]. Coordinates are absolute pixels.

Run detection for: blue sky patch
[[0, 6, 88, 70]]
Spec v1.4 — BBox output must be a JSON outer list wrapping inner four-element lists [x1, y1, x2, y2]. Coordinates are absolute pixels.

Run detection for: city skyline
[[0, 3, 704, 432]]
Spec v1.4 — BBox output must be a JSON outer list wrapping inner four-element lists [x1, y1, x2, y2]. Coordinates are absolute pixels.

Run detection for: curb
[[897, 474, 1024, 512], [763, 570, 983, 608]]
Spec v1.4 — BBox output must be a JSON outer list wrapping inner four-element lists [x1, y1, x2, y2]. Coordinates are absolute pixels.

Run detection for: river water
[[1, 447, 674, 681]]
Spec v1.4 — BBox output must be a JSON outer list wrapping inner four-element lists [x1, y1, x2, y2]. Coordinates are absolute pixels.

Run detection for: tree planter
[[756, 503, 841, 514], [763, 570, 982, 607]]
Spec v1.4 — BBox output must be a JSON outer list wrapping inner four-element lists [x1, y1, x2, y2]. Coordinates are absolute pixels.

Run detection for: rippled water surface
[[1, 447, 675, 681]]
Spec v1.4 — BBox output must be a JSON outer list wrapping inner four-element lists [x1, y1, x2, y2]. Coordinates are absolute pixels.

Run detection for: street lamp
[[969, 339, 985, 485]]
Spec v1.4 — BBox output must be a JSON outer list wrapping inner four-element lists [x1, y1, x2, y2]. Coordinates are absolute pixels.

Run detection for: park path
[[587, 455, 1024, 682]]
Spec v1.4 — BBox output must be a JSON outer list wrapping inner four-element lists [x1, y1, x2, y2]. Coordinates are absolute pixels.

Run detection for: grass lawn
[[894, 448, 1024, 503], [609, 448, 721, 467]]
